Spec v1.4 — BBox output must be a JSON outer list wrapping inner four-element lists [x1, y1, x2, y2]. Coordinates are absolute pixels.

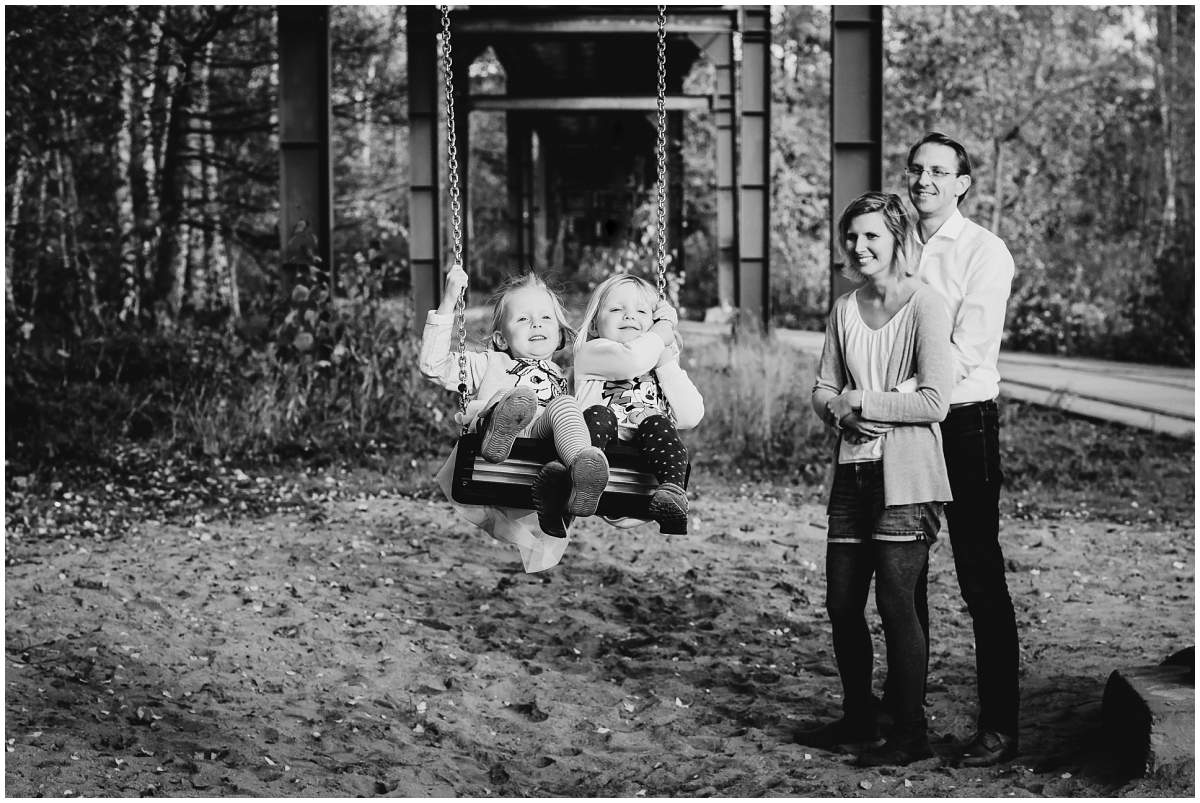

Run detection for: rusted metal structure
[[275, 6, 883, 325], [277, 7, 333, 287], [830, 5, 883, 301], [405, 5, 770, 325]]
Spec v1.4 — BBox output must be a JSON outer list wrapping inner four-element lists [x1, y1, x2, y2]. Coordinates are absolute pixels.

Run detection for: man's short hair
[[908, 132, 973, 205]]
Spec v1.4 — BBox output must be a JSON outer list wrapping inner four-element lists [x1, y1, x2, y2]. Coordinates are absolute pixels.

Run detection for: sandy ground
[[4, 472, 1195, 797]]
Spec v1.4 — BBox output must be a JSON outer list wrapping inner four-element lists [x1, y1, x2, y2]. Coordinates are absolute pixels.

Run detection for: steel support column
[[700, 32, 739, 313], [506, 114, 531, 269], [277, 6, 332, 288], [405, 6, 442, 317], [668, 109, 685, 282], [738, 6, 771, 328], [830, 6, 883, 302]]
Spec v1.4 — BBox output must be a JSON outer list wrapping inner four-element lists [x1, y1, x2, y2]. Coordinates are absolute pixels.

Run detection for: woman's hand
[[827, 389, 863, 423], [840, 412, 894, 442]]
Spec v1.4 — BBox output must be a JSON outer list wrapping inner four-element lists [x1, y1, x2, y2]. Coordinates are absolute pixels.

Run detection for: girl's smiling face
[[495, 286, 560, 359], [594, 282, 656, 344], [844, 211, 898, 279]]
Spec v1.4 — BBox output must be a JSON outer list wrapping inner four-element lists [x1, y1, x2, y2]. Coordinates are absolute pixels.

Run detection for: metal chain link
[[439, 6, 470, 430], [654, 5, 669, 300]]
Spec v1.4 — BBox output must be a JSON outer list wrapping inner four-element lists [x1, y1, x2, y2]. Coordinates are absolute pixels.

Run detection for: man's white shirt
[[907, 209, 1015, 405]]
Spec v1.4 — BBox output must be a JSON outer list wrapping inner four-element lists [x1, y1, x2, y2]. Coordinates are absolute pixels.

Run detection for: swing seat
[[450, 433, 690, 521]]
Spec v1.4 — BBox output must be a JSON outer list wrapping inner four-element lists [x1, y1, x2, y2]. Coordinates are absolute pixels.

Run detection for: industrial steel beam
[[830, 6, 883, 302], [277, 7, 333, 290], [467, 95, 712, 112], [738, 6, 770, 328], [406, 6, 442, 316], [450, 11, 738, 36], [690, 6, 770, 330], [694, 31, 738, 314]]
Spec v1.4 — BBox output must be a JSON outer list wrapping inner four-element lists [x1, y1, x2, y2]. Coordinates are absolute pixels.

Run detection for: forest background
[[4, 5, 1195, 488]]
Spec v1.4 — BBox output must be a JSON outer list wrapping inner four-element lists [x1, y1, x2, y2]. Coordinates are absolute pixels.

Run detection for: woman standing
[[798, 192, 953, 766]]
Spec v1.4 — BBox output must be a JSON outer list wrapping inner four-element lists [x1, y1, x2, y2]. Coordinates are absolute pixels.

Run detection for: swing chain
[[654, 4, 669, 301], [439, 5, 470, 430]]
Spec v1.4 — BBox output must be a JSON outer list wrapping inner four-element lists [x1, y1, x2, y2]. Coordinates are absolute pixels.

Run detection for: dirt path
[[5, 478, 1194, 797]]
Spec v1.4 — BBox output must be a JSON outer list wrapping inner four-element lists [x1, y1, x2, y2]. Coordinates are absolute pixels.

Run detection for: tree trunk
[[6, 157, 28, 319], [31, 163, 48, 316], [53, 141, 90, 335], [225, 230, 242, 324], [154, 64, 191, 322], [59, 133, 99, 327], [136, 7, 166, 313], [148, 12, 183, 323], [198, 39, 230, 314], [1153, 5, 1177, 260], [990, 137, 1006, 235], [115, 23, 141, 322]]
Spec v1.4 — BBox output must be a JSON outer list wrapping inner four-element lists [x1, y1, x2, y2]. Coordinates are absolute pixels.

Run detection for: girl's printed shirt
[[602, 374, 668, 428], [419, 310, 566, 426], [574, 330, 704, 436], [508, 357, 568, 404]]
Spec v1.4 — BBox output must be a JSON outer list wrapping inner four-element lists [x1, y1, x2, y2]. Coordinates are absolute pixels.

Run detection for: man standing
[[905, 132, 1020, 766]]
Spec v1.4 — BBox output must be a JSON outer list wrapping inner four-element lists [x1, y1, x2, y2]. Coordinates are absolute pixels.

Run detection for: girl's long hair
[[487, 272, 576, 354], [572, 273, 660, 355]]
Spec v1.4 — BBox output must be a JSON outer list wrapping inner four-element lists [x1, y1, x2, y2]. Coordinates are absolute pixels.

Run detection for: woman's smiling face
[[594, 282, 655, 344], [844, 211, 898, 279]]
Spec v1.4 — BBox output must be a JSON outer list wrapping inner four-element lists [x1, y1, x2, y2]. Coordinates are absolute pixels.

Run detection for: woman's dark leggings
[[826, 540, 930, 736], [583, 406, 688, 487]]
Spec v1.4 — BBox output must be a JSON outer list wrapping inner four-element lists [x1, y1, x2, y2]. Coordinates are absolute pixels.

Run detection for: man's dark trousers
[[937, 399, 1020, 739]]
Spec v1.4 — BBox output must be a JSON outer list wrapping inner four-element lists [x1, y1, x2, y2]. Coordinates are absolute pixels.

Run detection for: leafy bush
[[5, 257, 454, 474]]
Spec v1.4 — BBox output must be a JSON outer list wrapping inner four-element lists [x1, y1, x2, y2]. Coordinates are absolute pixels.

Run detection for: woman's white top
[[837, 290, 913, 464]]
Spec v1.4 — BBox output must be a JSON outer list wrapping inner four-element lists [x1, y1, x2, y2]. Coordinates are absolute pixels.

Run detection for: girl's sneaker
[[566, 446, 609, 517], [480, 386, 538, 463], [531, 460, 571, 538], [648, 482, 688, 534]]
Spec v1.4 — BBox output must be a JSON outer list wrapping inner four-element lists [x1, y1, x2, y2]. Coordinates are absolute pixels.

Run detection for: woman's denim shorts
[[827, 460, 941, 545]]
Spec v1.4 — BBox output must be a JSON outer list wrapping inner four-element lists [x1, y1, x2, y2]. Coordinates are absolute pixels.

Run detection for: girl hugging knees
[[569, 274, 704, 534]]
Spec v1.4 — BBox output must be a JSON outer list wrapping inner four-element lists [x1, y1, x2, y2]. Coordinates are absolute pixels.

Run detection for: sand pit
[[5, 477, 1194, 797]]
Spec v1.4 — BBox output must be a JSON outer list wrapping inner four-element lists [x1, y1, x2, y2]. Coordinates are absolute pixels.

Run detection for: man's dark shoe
[[793, 717, 882, 750], [855, 735, 935, 767], [957, 730, 1017, 767]]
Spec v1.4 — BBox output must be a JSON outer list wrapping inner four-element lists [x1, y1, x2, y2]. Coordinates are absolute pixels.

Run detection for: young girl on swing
[[419, 265, 611, 533], [560, 273, 704, 535], [799, 192, 952, 766]]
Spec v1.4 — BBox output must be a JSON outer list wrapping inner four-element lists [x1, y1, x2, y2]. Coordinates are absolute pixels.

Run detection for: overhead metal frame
[[277, 7, 333, 289], [404, 5, 771, 329], [830, 6, 883, 302], [405, 6, 444, 315], [737, 6, 771, 326]]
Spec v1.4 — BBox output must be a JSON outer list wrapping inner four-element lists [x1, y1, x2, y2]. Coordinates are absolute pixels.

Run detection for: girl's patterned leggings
[[583, 405, 688, 487]]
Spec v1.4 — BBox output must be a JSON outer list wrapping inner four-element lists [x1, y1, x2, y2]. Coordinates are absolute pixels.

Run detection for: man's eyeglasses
[[905, 166, 959, 180]]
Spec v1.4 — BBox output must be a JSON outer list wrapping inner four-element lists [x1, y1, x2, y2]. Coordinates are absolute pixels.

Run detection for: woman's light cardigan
[[811, 286, 954, 508]]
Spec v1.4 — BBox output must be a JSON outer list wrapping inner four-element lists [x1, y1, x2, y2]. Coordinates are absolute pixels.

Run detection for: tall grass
[[685, 330, 831, 480]]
